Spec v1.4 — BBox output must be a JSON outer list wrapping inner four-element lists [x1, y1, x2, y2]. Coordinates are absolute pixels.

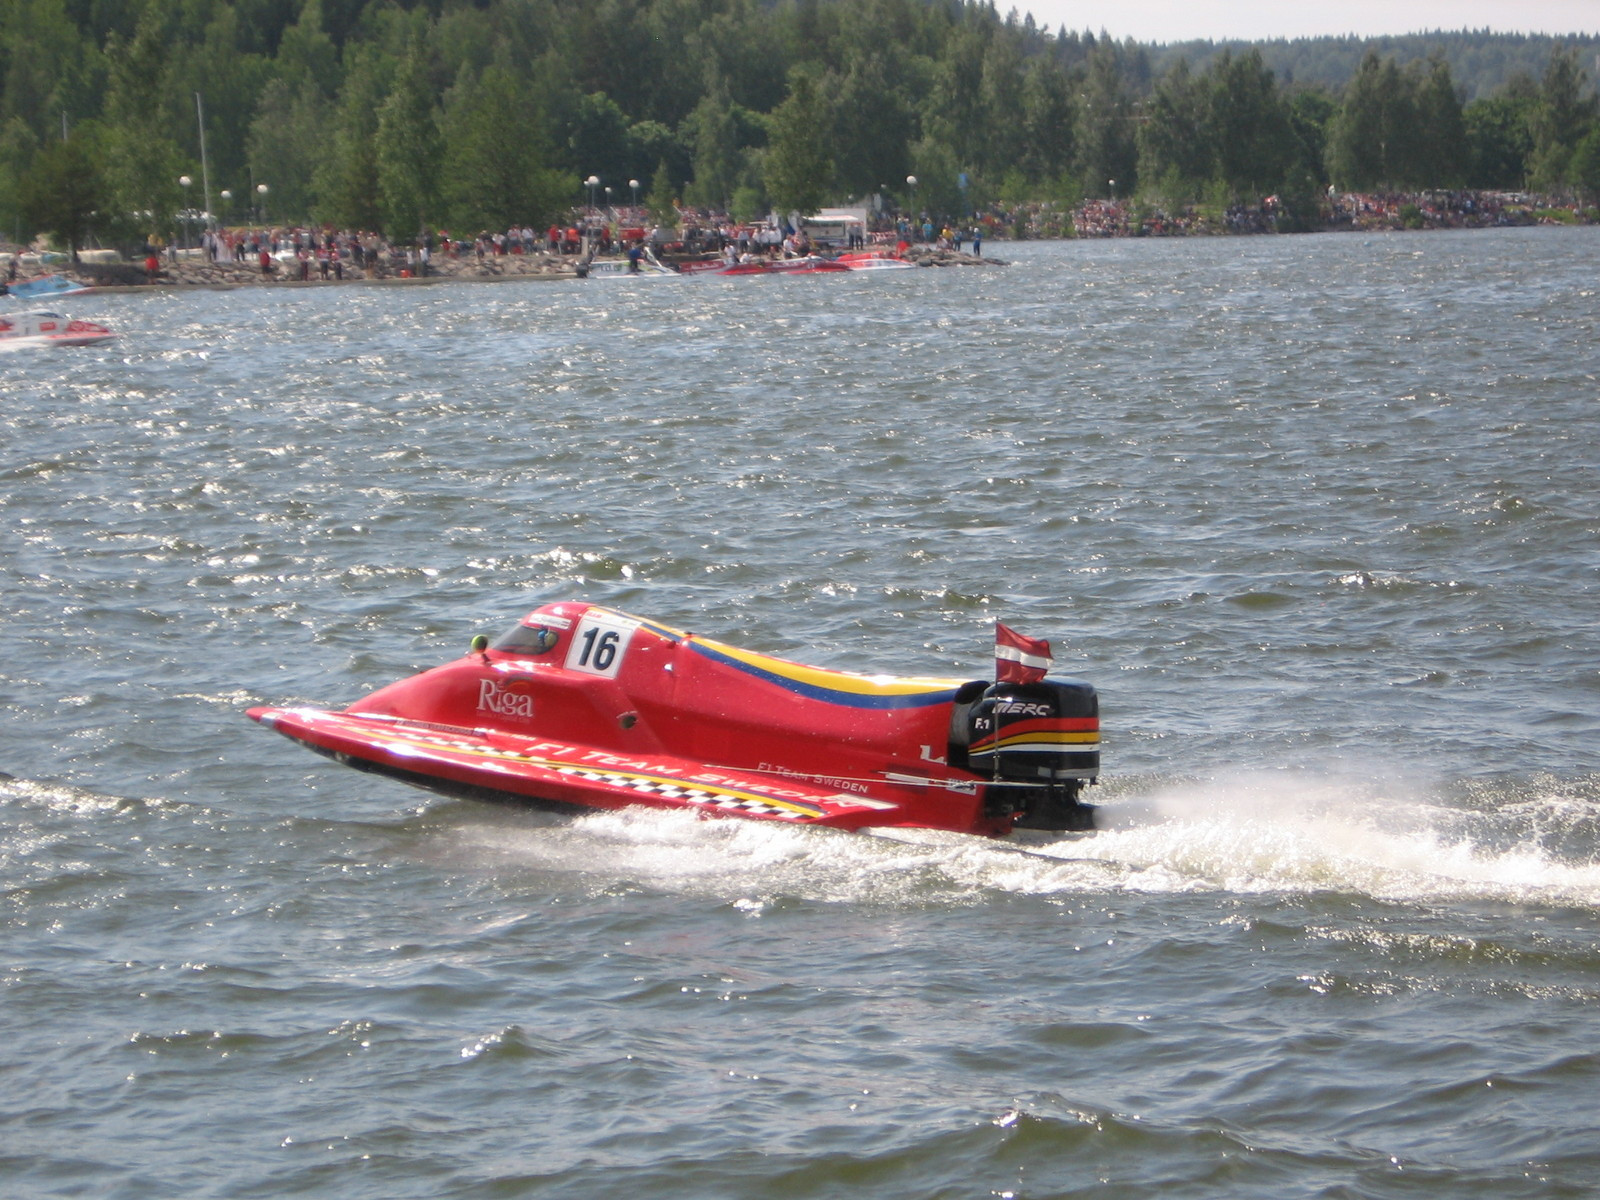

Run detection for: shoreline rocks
[[9, 243, 998, 292]]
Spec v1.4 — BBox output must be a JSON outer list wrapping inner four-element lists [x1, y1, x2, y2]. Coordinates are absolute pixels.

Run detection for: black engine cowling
[[949, 677, 1100, 831]]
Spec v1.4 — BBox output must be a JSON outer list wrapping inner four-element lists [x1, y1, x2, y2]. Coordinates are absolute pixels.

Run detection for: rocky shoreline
[[17, 242, 996, 292]]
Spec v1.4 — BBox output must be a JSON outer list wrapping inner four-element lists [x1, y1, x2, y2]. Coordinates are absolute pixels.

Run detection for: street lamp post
[[586, 175, 600, 212], [256, 182, 268, 224], [219, 189, 231, 228], [179, 175, 192, 249], [604, 185, 613, 215], [629, 178, 639, 211], [1108, 179, 1116, 201], [906, 175, 918, 236]]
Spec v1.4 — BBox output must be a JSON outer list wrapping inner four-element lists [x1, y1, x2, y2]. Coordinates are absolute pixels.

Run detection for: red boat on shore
[[249, 602, 1099, 836], [835, 251, 918, 270], [680, 255, 851, 276]]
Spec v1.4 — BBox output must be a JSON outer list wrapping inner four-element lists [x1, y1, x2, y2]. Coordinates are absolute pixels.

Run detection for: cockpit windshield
[[491, 621, 560, 656]]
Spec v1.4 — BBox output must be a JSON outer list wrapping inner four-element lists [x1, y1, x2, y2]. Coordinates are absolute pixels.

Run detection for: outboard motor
[[950, 678, 1099, 831]]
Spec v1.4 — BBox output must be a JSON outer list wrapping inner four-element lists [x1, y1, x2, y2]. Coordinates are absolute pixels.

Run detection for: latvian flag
[[995, 622, 1052, 684]]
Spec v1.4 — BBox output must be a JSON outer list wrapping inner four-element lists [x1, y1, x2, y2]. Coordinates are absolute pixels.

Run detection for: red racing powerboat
[[248, 602, 1100, 836]]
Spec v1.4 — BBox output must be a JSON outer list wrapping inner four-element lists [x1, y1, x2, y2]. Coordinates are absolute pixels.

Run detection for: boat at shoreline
[[835, 251, 919, 270], [679, 255, 852, 276], [249, 602, 1099, 836], [576, 254, 677, 278], [0, 309, 116, 347], [575, 245, 677, 278], [4, 273, 95, 300]]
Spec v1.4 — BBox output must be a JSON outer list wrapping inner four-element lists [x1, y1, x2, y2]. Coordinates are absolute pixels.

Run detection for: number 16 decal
[[565, 610, 636, 678]]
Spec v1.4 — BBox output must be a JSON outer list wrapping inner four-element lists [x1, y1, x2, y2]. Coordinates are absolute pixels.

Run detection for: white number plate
[[564, 611, 637, 678]]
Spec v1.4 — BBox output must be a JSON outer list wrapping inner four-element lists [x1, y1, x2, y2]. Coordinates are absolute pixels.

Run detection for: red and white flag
[[995, 622, 1052, 684]]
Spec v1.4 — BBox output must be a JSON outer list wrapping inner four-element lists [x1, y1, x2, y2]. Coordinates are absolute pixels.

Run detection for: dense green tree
[[439, 64, 569, 231], [1573, 127, 1600, 201], [568, 91, 634, 195], [170, 5, 276, 204], [1020, 57, 1075, 184], [432, 2, 498, 90], [99, 1, 188, 244], [1412, 55, 1469, 187], [762, 69, 831, 217], [907, 134, 963, 219], [925, 21, 986, 163], [0, 115, 40, 241], [1326, 52, 1383, 188], [570, 0, 654, 119], [374, 37, 441, 239], [682, 76, 742, 211], [1137, 59, 1208, 200], [18, 127, 109, 256], [644, 155, 677, 224], [1528, 46, 1598, 191], [311, 40, 391, 230], [696, 0, 788, 115], [1076, 42, 1137, 198], [1464, 77, 1537, 188], [246, 77, 328, 225], [830, 50, 915, 198], [1287, 88, 1336, 189], [1326, 51, 1423, 189], [974, 33, 1026, 177], [628, 119, 688, 196], [1206, 50, 1297, 197], [638, 0, 711, 128], [276, 0, 341, 98], [1, 0, 102, 140]]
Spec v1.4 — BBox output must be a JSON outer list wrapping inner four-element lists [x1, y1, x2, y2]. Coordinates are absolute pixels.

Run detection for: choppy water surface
[[3, 229, 1599, 1198]]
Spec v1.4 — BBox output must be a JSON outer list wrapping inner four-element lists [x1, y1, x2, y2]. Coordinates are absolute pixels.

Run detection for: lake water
[[3, 229, 1598, 1198]]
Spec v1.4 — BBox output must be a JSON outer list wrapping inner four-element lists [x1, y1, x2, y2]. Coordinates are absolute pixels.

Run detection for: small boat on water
[[764, 255, 850, 273], [249, 602, 1099, 837], [835, 251, 919, 271], [4, 273, 94, 300], [576, 247, 677, 278], [682, 255, 850, 276], [0, 309, 116, 347]]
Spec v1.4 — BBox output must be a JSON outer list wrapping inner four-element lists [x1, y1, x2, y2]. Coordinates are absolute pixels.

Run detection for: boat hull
[[250, 705, 921, 830]]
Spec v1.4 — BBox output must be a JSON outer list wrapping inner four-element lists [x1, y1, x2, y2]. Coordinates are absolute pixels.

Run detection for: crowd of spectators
[[1321, 190, 1547, 230], [125, 188, 1592, 287], [982, 189, 1591, 240]]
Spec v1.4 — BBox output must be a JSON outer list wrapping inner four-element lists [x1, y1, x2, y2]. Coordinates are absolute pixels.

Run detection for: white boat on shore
[[577, 246, 677, 278]]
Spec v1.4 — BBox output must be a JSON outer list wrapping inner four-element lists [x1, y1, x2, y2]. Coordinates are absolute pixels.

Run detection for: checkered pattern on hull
[[363, 726, 822, 820], [551, 766, 809, 819]]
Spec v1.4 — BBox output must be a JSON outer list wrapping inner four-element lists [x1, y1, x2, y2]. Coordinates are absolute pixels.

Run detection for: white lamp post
[[179, 175, 192, 248]]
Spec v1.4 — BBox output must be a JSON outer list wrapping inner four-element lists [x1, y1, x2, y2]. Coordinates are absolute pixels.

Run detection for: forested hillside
[[3, 0, 1598, 252], [1157, 31, 1600, 102]]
